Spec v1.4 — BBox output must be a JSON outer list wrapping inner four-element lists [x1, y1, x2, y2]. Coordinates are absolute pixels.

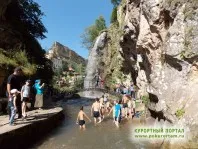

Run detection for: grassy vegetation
[[175, 108, 185, 119], [0, 49, 37, 75], [0, 50, 17, 66], [103, 23, 124, 89], [111, 7, 118, 24], [141, 95, 150, 106]]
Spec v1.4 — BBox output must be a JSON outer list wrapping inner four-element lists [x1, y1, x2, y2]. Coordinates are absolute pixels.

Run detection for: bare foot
[[115, 122, 119, 127], [97, 120, 102, 124]]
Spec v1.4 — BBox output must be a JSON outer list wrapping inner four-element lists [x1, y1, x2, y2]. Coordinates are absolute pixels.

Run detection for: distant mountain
[[46, 41, 87, 65]]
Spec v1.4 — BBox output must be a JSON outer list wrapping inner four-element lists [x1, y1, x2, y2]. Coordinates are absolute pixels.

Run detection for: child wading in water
[[108, 100, 122, 127], [8, 89, 20, 126], [21, 80, 31, 119], [76, 106, 91, 129]]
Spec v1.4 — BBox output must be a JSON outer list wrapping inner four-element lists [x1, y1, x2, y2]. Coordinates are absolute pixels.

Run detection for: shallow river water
[[32, 98, 154, 149]]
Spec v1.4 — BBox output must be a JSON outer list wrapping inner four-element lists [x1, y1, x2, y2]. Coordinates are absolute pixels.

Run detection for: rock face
[[46, 42, 86, 65], [116, 0, 198, 138], [46, 42, 86, 71], [86, 0, 198, 142]]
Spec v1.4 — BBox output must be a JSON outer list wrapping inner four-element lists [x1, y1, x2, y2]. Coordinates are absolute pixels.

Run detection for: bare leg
[[128, 109, 132, 119], [113, 117, 115, 123], [97, 117, 102, 123], [101, 109, 105, 120], [115, 120, 119, 127], [24, 102, 27, 117], [22, 102, 25, 117], [82, 124, 86, 129], [125, 108, 128, 118], [94, 118, 97, 124], [122, 108, 125, 118]]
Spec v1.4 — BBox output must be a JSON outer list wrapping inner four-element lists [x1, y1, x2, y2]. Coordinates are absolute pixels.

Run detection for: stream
[[32, 98, 155, 149]]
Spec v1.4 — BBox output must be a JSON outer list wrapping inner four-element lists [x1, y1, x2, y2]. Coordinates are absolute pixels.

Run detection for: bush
[[142, 95, 150, 106], [175, 108, 185, 119], [0, 49, 37, 75]]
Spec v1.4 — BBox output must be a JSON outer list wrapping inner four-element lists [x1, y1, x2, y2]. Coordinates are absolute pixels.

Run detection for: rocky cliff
[[118, 0, 198, 127], [46, 42, 86, 66], [86, 0, 198, 146]]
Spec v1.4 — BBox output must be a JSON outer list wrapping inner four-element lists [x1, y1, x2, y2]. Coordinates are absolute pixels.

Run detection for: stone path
[[0, 107, 63, 135]]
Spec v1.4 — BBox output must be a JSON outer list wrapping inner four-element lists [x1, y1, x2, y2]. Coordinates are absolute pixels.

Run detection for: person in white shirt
[[21, 80, 31, 118]]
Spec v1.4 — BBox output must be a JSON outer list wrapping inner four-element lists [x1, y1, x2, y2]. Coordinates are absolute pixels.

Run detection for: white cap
[[10, 89, 20, 94]]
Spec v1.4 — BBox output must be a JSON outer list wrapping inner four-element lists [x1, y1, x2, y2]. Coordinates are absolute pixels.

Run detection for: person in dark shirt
[[7, 67, 23, 119]]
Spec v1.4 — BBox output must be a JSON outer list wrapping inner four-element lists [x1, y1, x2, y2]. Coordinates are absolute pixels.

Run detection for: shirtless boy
[[99, 96, 105, 120], [76, 106, 91, 129], [122, 95, 129, 118], [105, 100, 113, 113], [91, 98, 102, 124]]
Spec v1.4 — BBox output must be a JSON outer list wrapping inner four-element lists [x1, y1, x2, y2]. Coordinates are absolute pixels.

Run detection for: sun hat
[[10, 89, 20, 94], [35, 79, 40, 83], [26, 79, 31, 83]]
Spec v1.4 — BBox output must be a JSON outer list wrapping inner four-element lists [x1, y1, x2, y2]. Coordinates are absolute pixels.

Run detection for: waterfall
[[84, 32, 107, 89]]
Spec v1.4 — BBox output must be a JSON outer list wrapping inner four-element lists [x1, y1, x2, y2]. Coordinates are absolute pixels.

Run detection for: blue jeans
[[9, 106, 16, 124]]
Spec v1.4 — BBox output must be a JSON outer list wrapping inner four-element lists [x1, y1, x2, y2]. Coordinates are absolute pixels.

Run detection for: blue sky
[[34, 0, 113, 59]]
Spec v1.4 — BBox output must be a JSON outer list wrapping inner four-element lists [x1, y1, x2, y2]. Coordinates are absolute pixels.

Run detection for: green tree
[[19, 0, 47, 39], [81, 16, 107, 50], [111, 7, 118, 23], [111, 0, 121, 7], [0, 0, 53, 83], [95, 16, 106, 32]]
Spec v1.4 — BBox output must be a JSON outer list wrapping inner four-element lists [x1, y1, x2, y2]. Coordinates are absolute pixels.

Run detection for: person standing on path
[[7, 67, 23, 119], [34, 79, 45, 109], [21, 80, 31, 118], [8, 89, 20, 125]]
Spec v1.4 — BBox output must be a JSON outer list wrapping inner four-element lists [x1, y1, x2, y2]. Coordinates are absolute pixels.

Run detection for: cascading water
[[84, 32, 107, 89]]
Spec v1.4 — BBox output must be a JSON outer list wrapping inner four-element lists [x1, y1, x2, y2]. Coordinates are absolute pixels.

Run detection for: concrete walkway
[[0, 107, 64, 149], [0, 107, 62, 134]]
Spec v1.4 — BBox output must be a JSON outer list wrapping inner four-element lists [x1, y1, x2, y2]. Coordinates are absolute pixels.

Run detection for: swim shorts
[[93, 111, 100, 118], [79, 120, 85, 126], [123, 103, 128, 108]]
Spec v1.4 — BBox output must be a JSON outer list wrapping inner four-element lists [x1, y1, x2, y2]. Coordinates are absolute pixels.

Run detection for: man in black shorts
[[91, 98, 102, 124], [122, 95, 129, 118], [7, 67, 23, 119], [76, 106, 91, 129]]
